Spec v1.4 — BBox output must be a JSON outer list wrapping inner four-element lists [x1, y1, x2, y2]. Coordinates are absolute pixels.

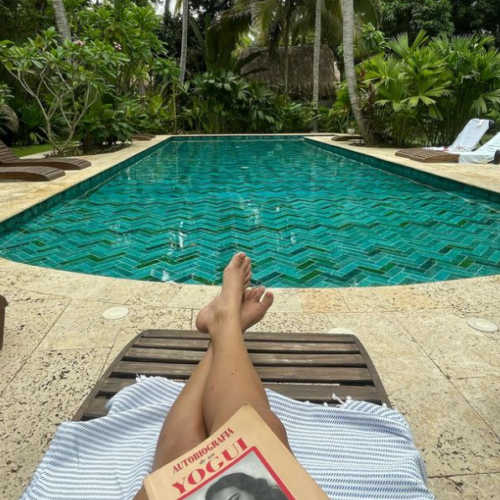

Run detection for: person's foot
[[197, 285, 274, 334], [240, 286, 274, 332], [195, 253, 251, 333]]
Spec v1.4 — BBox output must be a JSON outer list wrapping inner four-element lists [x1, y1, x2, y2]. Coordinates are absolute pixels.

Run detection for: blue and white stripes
[[22, 377, 435, 499]]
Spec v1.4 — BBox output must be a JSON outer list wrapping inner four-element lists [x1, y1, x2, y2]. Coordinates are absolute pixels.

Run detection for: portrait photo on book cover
[[184, 450, 291, 500]]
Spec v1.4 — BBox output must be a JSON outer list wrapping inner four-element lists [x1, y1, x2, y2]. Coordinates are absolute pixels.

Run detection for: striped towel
[[22, 377, 435, 499]]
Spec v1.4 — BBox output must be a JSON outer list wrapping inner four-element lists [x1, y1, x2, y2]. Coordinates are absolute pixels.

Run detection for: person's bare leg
[[151, 256, 266, 469], [197, 254, 290, 449], [150, 343, 213, 470], [134, 286, 274, 500]]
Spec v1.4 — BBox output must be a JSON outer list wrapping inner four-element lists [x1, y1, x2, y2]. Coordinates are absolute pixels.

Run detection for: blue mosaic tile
[[0, 136, 500, 287]]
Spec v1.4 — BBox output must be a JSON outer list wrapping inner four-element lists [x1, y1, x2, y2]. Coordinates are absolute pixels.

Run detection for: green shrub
[[0, 28, 129, 153], [279, 100, 315, 133], [0, 83, 19, 139], [357, 31, 500, 146], [182, 71, 284, 134], [17, 103, 47, 145]]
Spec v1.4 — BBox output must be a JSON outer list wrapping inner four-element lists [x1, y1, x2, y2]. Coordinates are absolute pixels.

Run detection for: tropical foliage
[[0, 28, 128, 152], [354, 32, 500, 146], [1, 0, 500, 152]]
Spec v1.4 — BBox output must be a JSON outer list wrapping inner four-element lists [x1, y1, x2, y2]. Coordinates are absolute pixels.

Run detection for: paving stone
[[376, 355, 500, 476], [38, 300, 125, 350], [429, 473, 500, 499], [300, 288, 349, 313], [452, 377, 500, 438], [340, 285, 439, 312], [327, 312, 424, 362], [246, 311, 332, 333], [396, 310, 500, 379], [0, 348, 109, 499]]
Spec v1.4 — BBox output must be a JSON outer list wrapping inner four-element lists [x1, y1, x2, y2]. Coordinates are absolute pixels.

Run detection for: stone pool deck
[[1, 136, 500, 499]]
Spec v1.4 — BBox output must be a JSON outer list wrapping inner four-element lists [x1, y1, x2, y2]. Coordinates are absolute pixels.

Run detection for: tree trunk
[[312, 0, 322, 132], [51, 0, 71, 41], [283, 22, 290, 94], [283, 0, 293, 94], [342, 0, 372, 144], [179, 0, 189, 84]]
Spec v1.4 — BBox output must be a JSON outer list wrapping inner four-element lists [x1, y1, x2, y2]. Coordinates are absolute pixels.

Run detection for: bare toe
[[262, 291, 274, 310], [254, 286, 265, 302], [232, 252, 246, 267], [244, 271, 252, 287]]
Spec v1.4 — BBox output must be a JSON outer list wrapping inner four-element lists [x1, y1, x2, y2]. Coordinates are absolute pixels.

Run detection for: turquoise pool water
[[1, 137, 500, 287]]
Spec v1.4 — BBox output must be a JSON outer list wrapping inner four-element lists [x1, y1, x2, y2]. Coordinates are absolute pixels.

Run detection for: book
[[143, 404, 329, 500]]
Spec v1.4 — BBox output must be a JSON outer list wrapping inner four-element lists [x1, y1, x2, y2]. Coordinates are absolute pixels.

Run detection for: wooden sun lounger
[[0, 140, 91, 170], [0, 165, 65, 182], [0, 294, 7, 350], [395, 148, 460, 163], [331, 133, 363, 142], [132, 133, 156, 141], [74, 330, 391, 421]]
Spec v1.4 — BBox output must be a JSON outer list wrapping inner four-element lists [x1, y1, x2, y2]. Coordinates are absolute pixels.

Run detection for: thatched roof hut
[[238, 45, 340, 98]]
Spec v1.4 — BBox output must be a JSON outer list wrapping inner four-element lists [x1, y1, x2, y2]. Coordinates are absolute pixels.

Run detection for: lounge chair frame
[[0, 140, 91, 170], [0, 294, 7, 350], [74, 330, 391, 421], [0, 166, 65, 181], [395, 148, 460, 163], [132, 133, 156, 141]]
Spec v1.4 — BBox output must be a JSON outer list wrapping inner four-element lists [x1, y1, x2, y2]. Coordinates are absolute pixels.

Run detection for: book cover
[[143, 404, 329, 500]]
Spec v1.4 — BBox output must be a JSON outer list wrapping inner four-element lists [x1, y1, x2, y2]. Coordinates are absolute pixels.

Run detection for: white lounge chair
[[459, 131, 500, 164], [396, 119, 492, 163], [427, 118, 491, 153]]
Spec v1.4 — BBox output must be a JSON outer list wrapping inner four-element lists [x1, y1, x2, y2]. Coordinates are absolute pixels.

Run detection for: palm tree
[[51, 0, 71, 40], [312, 0, 322, 131], [179, 0, 189, 83], [281, 0, 295, 94], [234, 0, 298, 94], [342, 0, 371, 143], [234, 0, 379, 95]]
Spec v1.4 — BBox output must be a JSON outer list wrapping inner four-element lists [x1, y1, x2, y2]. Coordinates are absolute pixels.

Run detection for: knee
[[257, 408, 290, 449]]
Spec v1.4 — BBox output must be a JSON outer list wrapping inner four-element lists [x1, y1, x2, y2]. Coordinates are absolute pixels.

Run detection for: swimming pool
[[1, 136, 500, 287]]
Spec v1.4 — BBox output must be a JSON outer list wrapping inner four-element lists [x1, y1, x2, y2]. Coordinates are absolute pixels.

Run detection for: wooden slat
[[134, 338, 360, 354], [73, 330, 392, 421], [113, 361, 373, 383], [395, 148, 459, 163], [100, 378, 136, 395], [264, 383, 381, 403], [84, 383, 382, 420], [82, 398, 109, 420], [125, 347, 366, 367], [99, 378, 381, 403], [142, 330, 356, 343], [0, 166, 65, 181]]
